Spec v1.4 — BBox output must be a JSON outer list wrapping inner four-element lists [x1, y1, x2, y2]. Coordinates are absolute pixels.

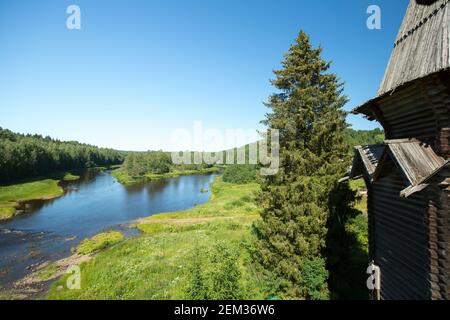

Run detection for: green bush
[[186, 248, 209, 300], [209, 242, 243, 300], [300, 257, 329, 300], [346, 214, 369, 253], [222, 165, 257, 184], [185, 242, 243, 300], [124, 151, 171, 177]]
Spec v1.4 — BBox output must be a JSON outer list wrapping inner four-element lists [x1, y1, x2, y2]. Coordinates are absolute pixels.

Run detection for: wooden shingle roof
[[350, 144, 385, 181], [377, 139, 446, 185], [352, 0, 450, 115], [379, 0, 450, 96], [351, 139, 449, 197]]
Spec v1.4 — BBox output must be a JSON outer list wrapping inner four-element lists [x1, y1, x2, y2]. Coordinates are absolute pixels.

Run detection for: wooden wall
[[428, 166, 450, 299], [373, 73, 450, 158], [370, 163, 430, 299], [368, 161, 450, 299]]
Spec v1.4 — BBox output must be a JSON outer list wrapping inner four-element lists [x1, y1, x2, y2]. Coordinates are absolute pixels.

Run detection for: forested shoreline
[[116, 127, 383, 185], [0, 126, 382, 186], [0, 127, 124, 184]]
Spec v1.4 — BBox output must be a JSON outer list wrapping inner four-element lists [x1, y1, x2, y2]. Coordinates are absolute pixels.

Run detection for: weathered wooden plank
[[380, 0, 450, 95]]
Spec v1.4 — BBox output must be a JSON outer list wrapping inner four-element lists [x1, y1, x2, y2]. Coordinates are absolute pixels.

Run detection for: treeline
[[121, 127, 383, 180], [219, 128, 383, 185], [123, 151, 213, 177], [0, 127, 124, 184], [124, 151, 171, 176], [343, 128, 384, 153]]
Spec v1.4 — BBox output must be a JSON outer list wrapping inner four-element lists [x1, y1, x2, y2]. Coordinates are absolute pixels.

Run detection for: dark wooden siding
[[429, 167, 450, 299], [375, 73, 450, 154], [424, 182, 448, 299], [446, 180, 450, 298], [370, 165, 431, 299], [446, 172, 450, 298]]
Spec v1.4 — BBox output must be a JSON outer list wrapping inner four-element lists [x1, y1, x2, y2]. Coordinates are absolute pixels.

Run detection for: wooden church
[[349, 0, 450, 299]]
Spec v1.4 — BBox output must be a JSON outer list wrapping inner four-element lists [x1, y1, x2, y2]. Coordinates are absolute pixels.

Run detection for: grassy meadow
[[47, 177, 266, 300], [0, 171, 81, 221], [0, 171, 369, 300], [0, 179, 63, 220], [349, 179, 368, 214], [74, 231, 125, 255], [349, 179, 368, 252]]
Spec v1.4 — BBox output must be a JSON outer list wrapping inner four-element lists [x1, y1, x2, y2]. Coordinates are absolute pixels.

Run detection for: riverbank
[[111, 167, 221, 185], [0, 172, 83, 221], [0, 174, 369, 300], [46, 177, 265, 299], [0, 231, 125, 300], [0, 168, 126, 221], [0, 180, 63, 221]]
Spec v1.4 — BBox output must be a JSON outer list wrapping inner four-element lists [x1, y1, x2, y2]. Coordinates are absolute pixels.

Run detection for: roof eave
[[351, 68, 450, 117]]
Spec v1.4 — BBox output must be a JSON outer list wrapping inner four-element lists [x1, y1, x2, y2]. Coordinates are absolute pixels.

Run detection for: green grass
[[47, 177, 265, 300], [110, 169, 137, 185], [349, 178, 366, 191], [0, 179, 64, 220], [62, 172, 80, 182], [0, 170, 87, 220], [0, 206, 16, 221], [36, 263, 59, 281], [75, 231, 125, 255], [348, 178, 369, 253], [112, 167, 220, 185], [346, 214, 369, 253], [349, 178, 368, 214], [354, 195, 367, 214]]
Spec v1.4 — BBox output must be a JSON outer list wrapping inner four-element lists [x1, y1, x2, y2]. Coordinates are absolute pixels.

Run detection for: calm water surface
[[0, 171, 215, 286]]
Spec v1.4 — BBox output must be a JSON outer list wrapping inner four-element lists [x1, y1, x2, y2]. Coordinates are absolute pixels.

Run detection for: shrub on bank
[[222, 165, 257, 184], [75, 231, 124, 255]]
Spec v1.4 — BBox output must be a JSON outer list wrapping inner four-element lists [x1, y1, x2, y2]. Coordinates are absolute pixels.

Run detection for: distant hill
[[343, 128, 384, 153], [217, 128, 384, 165], [232, 128, 384, 155]]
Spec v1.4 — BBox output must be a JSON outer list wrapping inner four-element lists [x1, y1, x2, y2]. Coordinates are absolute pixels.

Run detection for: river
[[0, 170, 216, 287]]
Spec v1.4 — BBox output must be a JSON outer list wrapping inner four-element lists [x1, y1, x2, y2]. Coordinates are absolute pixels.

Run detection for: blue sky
[[0, 0, 408, 151]]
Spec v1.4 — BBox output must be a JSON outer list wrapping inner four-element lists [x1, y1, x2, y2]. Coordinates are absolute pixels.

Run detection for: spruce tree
[[253, 31, 349, 299]]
